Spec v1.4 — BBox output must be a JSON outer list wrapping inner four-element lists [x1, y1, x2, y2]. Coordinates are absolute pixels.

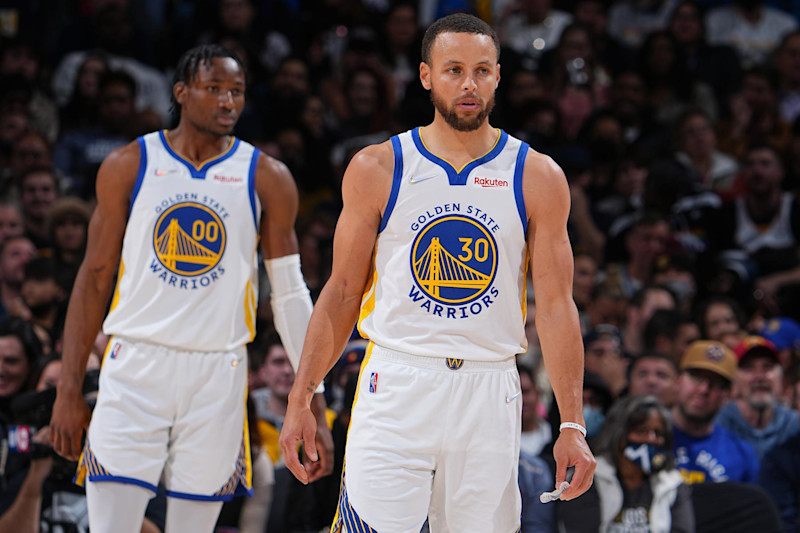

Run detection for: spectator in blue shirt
[[717, 336, 800, 460], [671, 340, 760, 484]]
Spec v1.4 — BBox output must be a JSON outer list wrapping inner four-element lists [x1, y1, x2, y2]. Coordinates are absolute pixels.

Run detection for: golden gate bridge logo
[[152, 202, 226, 276], [411, 215, 497, 305]]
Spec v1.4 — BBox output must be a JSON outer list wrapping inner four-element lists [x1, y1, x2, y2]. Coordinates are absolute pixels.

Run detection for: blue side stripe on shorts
[[80, 440, 158, 494], [214, 438, 250, 498], [339, 480, 377, 533]]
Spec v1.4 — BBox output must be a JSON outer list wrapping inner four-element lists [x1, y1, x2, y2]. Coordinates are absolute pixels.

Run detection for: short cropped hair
[[421, 13, 500, 64]]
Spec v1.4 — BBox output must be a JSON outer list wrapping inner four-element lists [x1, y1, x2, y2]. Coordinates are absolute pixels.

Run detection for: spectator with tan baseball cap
[[671, 340, 759, 484], [716, 335, 800, 460]]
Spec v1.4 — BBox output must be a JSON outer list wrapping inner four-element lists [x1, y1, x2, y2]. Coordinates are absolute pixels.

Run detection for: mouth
[[456, 98, 481, 110], [216, 115, 236, 126]]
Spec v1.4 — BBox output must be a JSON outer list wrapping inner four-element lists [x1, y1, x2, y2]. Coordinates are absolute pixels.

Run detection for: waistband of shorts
[[110, 335, 246, 356], [369, 343, 516, 372]]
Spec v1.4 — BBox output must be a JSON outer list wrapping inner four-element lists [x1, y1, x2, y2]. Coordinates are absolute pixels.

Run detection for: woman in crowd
[[557, 395, 694, 532]]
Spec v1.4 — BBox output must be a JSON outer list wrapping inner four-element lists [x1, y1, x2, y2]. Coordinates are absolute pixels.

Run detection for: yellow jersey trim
[[162, 130, 236, 171], [418, 127, 502, 174], [108, 260, 125, 313]]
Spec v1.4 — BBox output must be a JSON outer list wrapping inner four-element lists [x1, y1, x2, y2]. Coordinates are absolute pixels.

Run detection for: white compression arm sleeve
[[265, 254, 323, 392]]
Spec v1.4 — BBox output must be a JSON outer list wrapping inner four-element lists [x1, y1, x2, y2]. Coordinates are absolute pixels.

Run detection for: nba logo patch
[[110, 343, 122, 359], [369, 372, 378, 393]]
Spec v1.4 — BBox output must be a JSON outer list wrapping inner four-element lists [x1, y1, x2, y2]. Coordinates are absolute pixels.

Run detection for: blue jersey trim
[[339, 480, 378, 533], [86, 474, 158, 495], [514, 142, 530, 236], [158, 130, 241, 179], [379, 136, 404, 233], [411, 127, 508, 186], [248, 148, 260, 231], [129, 137, 148, 213], [165, 488, 249, 502]]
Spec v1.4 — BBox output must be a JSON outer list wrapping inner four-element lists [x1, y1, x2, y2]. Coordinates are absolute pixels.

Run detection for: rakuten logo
[[474, 177, 509, 188]]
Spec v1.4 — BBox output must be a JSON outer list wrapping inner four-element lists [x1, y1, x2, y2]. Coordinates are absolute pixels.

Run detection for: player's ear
[[496, 63, 501, 89], [420, 62, 432, 91], [174, 82, 188, 106]]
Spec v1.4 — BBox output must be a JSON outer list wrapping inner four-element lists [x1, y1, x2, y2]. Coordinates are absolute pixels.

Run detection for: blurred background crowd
[[1, 0, 800, 532]]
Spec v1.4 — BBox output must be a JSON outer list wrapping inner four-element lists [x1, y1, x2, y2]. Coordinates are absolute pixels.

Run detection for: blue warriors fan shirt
[[103, 131, 261, 352], [357, 128, 531, 362]]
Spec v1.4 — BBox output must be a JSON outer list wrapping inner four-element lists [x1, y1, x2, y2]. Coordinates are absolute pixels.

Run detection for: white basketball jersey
[[357, 128, 531, 362], [103, 131, 261, 352]]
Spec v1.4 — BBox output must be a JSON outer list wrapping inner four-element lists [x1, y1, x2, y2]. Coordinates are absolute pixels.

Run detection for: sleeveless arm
[[279, 142, 392, 484], [51, 141, 139, 459], [524, 149, 596, 500]]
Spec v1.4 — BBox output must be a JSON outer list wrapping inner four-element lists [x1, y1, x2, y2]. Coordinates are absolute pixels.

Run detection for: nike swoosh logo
[[155, 169, 178, 176], [409, 175, 436, 184], [505, 391, 522, 404]]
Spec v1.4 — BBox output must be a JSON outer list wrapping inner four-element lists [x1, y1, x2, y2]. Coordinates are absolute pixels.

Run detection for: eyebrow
[[202, 77, 245, 85], [441, 60, 494, 67]]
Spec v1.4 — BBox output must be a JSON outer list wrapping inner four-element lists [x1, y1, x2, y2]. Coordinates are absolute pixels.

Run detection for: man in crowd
[[671, 340, 759, 484], [716, 335, 800, 460]]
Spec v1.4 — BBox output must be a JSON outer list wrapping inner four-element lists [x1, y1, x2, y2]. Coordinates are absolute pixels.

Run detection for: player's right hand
[[50, 388, 91, 461], [279, 402, 318, 485], [553, 427, 596, 501]]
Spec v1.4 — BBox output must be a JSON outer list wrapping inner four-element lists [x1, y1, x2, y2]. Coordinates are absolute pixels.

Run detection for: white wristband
[[559, 422, 587, 438]]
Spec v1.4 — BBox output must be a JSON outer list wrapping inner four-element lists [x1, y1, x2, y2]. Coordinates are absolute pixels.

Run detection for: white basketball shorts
[[76, 337, 252, 501], [332, 342, 522, 533]]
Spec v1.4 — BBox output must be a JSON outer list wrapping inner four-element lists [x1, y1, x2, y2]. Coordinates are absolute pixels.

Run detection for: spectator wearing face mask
[[556, 395, 693, 533]]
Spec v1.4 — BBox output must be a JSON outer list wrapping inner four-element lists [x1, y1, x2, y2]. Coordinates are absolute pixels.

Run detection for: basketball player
[[48, 45, 332, 533], [280, 14, 596, 533]]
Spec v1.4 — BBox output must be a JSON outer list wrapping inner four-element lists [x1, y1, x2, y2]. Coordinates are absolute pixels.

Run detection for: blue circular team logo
[[153, 202, 226, 276], [411, 215, 497, 305]]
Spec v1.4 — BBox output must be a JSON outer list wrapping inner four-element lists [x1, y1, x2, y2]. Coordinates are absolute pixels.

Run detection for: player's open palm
[[553, 429, 596, 500], [50, 389, 91, 461], [279, 404, 318, 485]]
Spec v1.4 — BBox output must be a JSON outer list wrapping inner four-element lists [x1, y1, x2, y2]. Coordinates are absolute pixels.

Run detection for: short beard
[[746, 394, 773, 411], [430, 88, 494, 132], [679, 404, 715, 426]]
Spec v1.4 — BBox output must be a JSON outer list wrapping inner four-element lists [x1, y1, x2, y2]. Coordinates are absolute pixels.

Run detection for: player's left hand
[[553, 427, 596, 500], [306, 420, 334, 483], [304, 392, 334, 482], [279, 402, 318, 485]]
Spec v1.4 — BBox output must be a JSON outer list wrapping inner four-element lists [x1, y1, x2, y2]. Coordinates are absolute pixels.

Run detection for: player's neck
[[420, 119, 499, 167], [165, 125, 232, 166]]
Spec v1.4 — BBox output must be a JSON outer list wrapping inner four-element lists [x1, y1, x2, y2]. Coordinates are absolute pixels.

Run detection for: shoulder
[[96, 140, 142, 191], [521, 148, 569, 215], [341, 140, 395, 201], [254, 151, 296, 200], [346, 140, 395, 178], [521, 148, 567, 190], [255, 151, 291, 181], [103, 140, 142, 170]]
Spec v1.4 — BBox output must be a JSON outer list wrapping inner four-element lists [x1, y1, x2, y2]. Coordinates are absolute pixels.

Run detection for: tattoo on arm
[[306, 381, 316, 393]]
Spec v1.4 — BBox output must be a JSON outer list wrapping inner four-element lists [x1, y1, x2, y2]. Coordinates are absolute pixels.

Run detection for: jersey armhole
[[129, 136, 148, 214], [248, 148, 260, 231], [378, 136, 404, 234], [514, 142, 529, 237]]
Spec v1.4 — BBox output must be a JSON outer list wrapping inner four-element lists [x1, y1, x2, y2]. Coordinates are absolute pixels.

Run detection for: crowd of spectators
[[2, 0, 800, 531]]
